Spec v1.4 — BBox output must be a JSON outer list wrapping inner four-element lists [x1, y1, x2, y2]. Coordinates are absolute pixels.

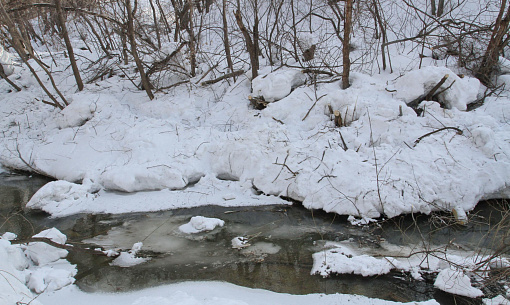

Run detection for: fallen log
[[407, 74, 449, 113]]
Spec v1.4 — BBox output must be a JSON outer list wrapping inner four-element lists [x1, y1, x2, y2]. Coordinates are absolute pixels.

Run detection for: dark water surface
[[1, 172, 507, 305]]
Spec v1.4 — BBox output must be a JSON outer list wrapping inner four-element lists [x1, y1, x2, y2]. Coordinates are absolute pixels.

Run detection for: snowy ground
[[2, 0, 510, 303]]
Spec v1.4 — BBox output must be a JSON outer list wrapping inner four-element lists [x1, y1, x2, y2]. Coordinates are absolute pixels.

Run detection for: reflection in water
[[0, 173, 507, 304]]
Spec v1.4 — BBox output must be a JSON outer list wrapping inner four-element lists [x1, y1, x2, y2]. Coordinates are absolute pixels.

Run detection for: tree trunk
[[55, 0, 84, 91], [222, 0, 234, 74], [431, 0, 436, 16], [342, 0, 353, 89], [476, 0, 510, 86], [235, 9, 259, 79], [126, 0, 154, 100], [187, 0, 196, 77], [437, 0, 445, 17]]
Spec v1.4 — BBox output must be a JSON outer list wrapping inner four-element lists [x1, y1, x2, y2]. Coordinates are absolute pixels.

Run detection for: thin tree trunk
[[55, 0, 84, 91], [235, 9, 259, 79], [476, 0, 510, 86], [437, 0, 445, 17], [148, 0, 161, 49], [222, 0, 234, 74], [187, 0, 196, 77], [126, 0, 154, 99], [342, 0, 353, 89], [431, 0, 436, 16]]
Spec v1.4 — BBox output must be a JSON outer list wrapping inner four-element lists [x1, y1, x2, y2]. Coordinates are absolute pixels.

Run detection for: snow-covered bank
[[3, 64, 510, 219], [38, 281, 440, 305]]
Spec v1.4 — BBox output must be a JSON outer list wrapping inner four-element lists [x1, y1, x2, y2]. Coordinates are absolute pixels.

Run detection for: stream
[[1, 172, 508, 305]]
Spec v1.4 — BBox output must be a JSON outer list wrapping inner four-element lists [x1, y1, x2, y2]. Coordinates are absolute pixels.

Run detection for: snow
[[395, 66, 480, 111], [27, 175, 290, 217], [434, 267, 483, 298], [38, 281, 440, 305], [0, 229, 76, 305], [1, 0, 510, 303], [252, 68, 307, 102], [311, 239, 506, 298], [111, 242, 150, 267], [179, 216, 225, 234], [232, 236, 251, 249], [311, 243, 394, 277], [484, 295, 510, 305], [0, 45, 15, 76]]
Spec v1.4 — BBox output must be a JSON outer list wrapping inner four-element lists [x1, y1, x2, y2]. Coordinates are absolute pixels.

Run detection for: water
[[1, 172, 508, 304]]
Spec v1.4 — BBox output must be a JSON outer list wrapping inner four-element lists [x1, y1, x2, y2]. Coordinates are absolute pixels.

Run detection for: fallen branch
[[407, 74, 449, 112], [202, 70, 244, 86], [0, 64, 21, 91], [10, 237, 118, 257], [414, 127, 463, 146], [302, 69, 334, 76]]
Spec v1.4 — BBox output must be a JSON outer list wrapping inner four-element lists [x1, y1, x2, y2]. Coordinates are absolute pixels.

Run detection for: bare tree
[[476, 1, 510, 86], [55, 0, 84, 91], [342, 0, 353, 89], [125, 0, 154, 99]]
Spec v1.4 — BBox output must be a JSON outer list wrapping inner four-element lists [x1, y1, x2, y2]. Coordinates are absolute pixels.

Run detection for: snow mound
[[395, 66, 479, 110], [25, 228, 68, 266], [27, 179, 100, 212], [311, 244, 394, 277], [56, 97, 98, 128], [434, 267, 483, 298], [179, 216, 225, 234], [252, 68, 306, 102], [100, 165, 187, 192], [111, 242, 149, 267], [27, 262, 76, 293]]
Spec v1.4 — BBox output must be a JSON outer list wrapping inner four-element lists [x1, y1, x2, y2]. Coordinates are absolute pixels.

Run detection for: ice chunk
[[179, 216, 225, 234]]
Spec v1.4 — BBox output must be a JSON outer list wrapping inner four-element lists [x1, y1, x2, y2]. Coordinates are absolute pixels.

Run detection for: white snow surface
[[179, 216, 225, 234], [4, 65, 509, 219], [0, 44, 15, 76], [434, 267, 483, 298], [38, 281, 440, 305], [0, 229, 76, 305], [111, 242, 149, 267], [252, 67, 307, 102]]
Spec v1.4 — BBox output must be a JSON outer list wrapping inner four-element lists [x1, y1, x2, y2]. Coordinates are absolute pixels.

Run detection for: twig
[[368, 110, 385, 215], [201, 70, 244, 86], [414, 127, 463, 146], [302, 94, 326, 121], [339, 131, 348, 151]]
